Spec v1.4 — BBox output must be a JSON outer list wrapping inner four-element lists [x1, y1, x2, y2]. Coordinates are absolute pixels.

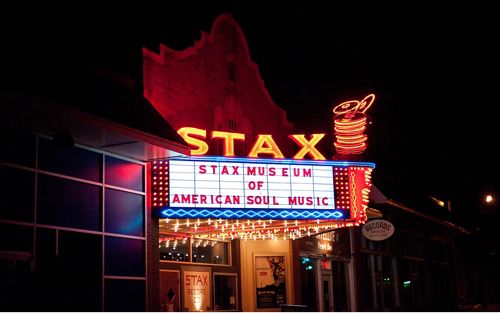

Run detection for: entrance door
[[321, 274, 334, 312], [299, 257, 318, 311], [332, 260, 350, 311], [160, 270, 180, 312]]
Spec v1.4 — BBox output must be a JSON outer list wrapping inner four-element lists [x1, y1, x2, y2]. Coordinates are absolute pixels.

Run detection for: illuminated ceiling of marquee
[[158, 217, 364, 241]]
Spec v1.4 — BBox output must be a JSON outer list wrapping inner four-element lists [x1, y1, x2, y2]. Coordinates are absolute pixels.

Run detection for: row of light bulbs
[[159, 217, 363, 241]]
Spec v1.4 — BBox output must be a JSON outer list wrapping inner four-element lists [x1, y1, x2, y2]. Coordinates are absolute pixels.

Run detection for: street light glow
[[485, 194, 493, 203]]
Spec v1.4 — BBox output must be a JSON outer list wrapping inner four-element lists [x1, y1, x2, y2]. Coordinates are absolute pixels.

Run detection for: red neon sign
[[177, 94, 375, 159]]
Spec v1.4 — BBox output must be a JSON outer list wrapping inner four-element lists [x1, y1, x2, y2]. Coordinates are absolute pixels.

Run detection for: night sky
[[3, 2, 499, 222]]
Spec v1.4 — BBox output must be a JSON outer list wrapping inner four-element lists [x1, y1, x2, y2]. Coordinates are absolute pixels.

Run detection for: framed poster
[[160, 270, 180, 312], [255, 255, 287, 309]]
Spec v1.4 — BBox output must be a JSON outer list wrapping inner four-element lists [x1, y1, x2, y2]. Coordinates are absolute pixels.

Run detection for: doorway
[[332, 260, 350, 311], [321, 274, 334, 311], [299, 257, 318, 311]]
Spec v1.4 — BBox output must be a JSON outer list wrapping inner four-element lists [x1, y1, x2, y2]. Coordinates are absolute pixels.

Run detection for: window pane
[[57, 231, 102, 311], [105, 188, 144, 236], [32, 227, 59, 310], [38, 174, 101, 231], [214, 275, 237, 310], [0, 223, 33, 252], [159, 234, 190, 262], [105, 279, 145, 312], [192, 239, 229, 265], [332, 261, 349, 311], [105, 156, 144, 191], [0, 130, 35, 167], [35, 228, 56, 273], [0, 165, 34, 222], [38, 137, 101, 182], [33, 229, 102, 311], [105, 236, 145, 277]]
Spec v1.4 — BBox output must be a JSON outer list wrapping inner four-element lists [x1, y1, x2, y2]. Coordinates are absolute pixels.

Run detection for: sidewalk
[[460, 304, 500, 311]]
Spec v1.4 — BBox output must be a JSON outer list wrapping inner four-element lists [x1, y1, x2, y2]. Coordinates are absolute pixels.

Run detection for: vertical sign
[[183, 270, 211, 311]]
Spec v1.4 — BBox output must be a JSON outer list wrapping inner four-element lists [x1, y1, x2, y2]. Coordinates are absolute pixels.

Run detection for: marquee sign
[[152, 156, 374, 221]]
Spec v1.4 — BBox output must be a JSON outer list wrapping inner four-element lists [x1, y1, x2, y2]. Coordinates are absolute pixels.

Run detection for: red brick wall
[[143, 14, 294, 157]]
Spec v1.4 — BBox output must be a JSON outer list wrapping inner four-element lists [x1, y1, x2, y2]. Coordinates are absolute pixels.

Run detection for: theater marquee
[[152, 156, 374, 222]]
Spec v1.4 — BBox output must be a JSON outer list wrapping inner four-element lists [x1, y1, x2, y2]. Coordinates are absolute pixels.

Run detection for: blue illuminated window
[[38, 174, 101, 231], [38, 138, 101, 182], [105, 188, 144, 237]]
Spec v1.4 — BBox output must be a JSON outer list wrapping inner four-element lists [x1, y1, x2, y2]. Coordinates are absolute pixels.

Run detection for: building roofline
[[1, 92, 191, 161], [385, 198, 470, 235]]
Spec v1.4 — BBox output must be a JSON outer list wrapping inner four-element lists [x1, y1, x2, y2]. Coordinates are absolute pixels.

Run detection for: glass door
[[321, 274, 333, 311]]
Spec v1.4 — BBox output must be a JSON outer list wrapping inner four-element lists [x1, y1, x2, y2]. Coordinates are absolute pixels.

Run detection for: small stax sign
[[177, 127, 327, 160]]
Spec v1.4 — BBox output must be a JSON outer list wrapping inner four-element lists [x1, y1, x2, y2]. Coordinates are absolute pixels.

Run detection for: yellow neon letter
[[289, 134, 326, 160], [211, 131, 245, 157], [248, 135, 284, 158], [177, 127, 209, 155]]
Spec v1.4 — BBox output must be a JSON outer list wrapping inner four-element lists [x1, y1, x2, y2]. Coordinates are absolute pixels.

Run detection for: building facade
[[0, 91, 189, 311], [352, 194, 469, 311], [143, 15, 301, 312], [143, 14, 294, 158], [0, 13, 469, 312]]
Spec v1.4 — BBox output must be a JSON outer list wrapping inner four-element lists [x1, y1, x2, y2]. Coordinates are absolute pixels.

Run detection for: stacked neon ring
[[333, 94, 375, 155]]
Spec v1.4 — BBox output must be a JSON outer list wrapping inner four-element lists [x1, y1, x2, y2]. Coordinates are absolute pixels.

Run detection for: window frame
[[158, 235, 232, 267]]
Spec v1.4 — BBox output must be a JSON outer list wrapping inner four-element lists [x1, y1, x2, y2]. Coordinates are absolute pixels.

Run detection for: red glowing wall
[[143, 14, 294, 157]]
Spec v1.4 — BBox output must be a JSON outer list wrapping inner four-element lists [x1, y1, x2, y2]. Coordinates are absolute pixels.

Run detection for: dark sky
[[3, 2, 499, 219]]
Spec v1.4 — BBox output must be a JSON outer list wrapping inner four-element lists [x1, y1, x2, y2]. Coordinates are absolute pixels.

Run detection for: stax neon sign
[[177, 127, 326, 160]]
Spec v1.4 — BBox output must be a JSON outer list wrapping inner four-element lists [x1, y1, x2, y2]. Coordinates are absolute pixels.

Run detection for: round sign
[[362, 219, 394, 241]]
